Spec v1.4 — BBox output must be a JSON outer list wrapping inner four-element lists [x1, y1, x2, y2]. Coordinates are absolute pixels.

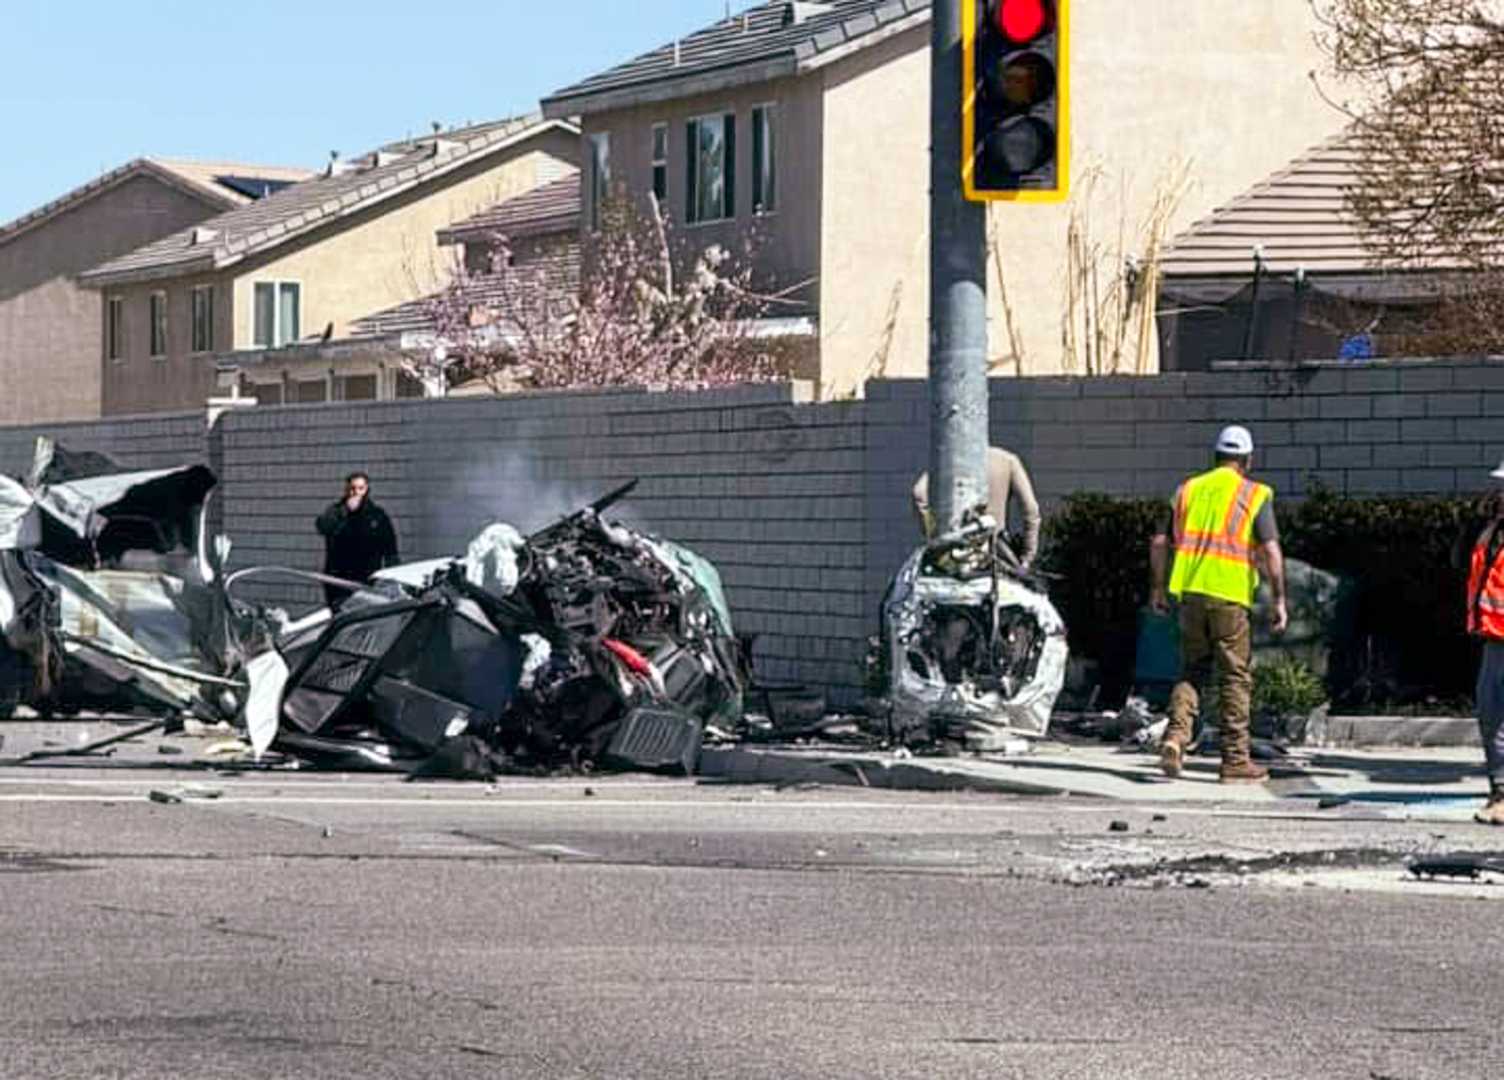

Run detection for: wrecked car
[[877, 514, 1068, 750], [0, 440, 256, 723], [231, 481, 748, 776]]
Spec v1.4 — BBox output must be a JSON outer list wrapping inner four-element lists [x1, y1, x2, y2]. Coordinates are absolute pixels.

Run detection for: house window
[[651, 123, 668, 205], [106, 297, 124, 361], [752, 105, 777, 213], [339, 374, 378, 401], [253, 281, 301, 347], [149, 292, 168, 358], [191, 286, 214, 353], [251, 382, 283, 406], [293, 378, 327, 404], [588, 132, 611, 229], [686, 113, 735, 224]]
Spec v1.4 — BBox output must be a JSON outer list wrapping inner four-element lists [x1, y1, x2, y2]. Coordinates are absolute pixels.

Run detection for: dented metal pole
[[928, 0, 989, 534]]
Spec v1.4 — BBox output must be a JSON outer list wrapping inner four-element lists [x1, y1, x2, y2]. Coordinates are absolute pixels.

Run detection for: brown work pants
[[1165, 593, 1253, 766]]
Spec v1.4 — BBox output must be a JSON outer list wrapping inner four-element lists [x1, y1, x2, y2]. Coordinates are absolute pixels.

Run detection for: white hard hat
[[1490, 457, 1504, 480], [1215, 424, 1254, 455]]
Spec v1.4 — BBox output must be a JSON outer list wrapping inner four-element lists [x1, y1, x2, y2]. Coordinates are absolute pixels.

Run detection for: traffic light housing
[[963, 0, 1069, 202]]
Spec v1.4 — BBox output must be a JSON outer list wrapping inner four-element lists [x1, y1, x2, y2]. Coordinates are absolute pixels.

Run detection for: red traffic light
[[993, 0, 1051, 44]]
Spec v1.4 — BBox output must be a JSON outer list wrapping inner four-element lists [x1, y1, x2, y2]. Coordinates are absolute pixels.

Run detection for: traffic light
[[963, 0, 1069, 202]]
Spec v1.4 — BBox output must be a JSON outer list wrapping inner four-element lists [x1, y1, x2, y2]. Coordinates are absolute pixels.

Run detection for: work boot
[[1475, 788, 1504, 826], [1218, 759, 1269, 785], [1159, 739, 1184, 778]]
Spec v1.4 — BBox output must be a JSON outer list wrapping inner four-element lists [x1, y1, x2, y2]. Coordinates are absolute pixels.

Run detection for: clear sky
[[0, 0, 749, 224]]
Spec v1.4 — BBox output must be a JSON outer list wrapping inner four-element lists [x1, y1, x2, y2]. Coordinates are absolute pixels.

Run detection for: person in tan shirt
[[912, 446, 1042, 568]]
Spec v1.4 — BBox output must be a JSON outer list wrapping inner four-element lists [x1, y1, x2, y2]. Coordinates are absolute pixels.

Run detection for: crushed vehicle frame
[[879, 515, 1068, 749]]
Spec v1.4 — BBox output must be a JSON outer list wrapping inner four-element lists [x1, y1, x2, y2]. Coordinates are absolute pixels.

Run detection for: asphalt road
[[1, 767, 1500, 1080]]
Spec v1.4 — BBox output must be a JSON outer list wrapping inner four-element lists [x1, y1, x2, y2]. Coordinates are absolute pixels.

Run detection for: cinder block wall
[[6, 359, 1503, 706], [0, 411, 206, 479], [216, 384, 871, 697], [863, 359, 1504, 630]]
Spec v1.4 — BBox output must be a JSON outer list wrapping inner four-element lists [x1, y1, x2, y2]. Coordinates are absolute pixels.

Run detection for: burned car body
[[239, 482, 747, 775], [880, 518, 1068, 749], [0, 441, 251, 722]]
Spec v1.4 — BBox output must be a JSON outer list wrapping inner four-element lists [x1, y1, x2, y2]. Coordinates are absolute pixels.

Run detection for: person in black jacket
[[315, 472, 399, 609]]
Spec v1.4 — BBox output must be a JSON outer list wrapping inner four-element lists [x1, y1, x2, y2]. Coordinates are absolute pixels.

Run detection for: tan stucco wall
[[577, 75, 824, 373], [819, 27, 933, 396], [818, 2, 1342, 387], [0, 174, 222, 423], [101, 131, 577, 414]]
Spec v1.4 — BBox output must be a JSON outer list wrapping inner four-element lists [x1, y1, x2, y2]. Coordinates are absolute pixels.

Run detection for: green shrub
[[1038, 493, 1167, 703], [1253, 654, 1327, 717], [1040, 487, 1482, 710]]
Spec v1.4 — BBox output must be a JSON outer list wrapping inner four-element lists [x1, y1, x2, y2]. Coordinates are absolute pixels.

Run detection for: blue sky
[[0, 0, 749, 224]]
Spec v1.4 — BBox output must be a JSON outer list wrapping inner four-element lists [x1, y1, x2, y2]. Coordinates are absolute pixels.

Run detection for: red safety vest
[[1468, 524, 1504, 640]]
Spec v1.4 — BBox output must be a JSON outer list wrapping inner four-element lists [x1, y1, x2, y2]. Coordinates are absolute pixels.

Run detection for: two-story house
[[215, 171, 587, 401], [78, 115, 578, 414], [540, 0, 1345, 394], [0, 158, 309, 423]]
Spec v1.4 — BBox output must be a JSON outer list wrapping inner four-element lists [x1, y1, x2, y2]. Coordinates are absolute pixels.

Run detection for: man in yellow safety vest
[[1149, 425, 1288, 783]]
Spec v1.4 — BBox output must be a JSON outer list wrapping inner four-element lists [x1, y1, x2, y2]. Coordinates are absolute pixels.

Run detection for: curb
[[697, 747, 1068, 796], [1313, 716, 1479, 750]]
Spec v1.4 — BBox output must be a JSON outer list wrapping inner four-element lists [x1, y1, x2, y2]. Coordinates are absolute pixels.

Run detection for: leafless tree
[[1312, 0, 1504, 268]]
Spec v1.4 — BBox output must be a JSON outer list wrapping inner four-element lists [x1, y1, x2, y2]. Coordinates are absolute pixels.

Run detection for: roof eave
[[793, 9, 930, 75], [541, 55, 799, 119], [77, 252, 223, 290], [83, 119, 580, 286]]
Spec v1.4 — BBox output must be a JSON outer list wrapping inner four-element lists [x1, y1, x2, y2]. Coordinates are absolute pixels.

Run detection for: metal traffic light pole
[[929, 0, 990, 535]]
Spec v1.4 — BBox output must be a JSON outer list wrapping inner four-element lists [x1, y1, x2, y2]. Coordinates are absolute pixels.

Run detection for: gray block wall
[[7, 358, 1503, 706], [0, 411, 205, 479]]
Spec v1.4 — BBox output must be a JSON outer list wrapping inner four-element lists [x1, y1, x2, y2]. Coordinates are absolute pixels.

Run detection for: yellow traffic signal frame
[[961, 0, 1070, 204]]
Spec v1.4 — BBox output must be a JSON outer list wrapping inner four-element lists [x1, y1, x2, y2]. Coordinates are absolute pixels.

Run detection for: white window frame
[[252, 280, 302, 348], [190, 285, 214, 354], [686, 112, 735, 226], [751, 102, 778, 215], [587, 131, 611, 229], [148, 290, 168, 359], [650, 122, 668, 206], [106, 296, 125, 362]]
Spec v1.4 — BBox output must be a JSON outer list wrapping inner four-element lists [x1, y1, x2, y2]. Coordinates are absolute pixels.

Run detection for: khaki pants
[[1166, 593, 1253, 766]]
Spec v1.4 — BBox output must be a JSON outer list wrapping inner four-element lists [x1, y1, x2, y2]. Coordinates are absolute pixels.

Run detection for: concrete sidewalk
[[700, 739, 1490, 817]]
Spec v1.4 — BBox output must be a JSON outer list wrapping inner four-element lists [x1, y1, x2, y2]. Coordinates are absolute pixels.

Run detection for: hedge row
[[1038, 488, 1483, 709]]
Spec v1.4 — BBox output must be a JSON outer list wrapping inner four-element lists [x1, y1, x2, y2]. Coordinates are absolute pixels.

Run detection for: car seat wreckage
[[0, 441, 1068, 776]]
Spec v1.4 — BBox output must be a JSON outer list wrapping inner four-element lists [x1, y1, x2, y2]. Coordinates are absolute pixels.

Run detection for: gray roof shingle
[[79, 115, 574, 287], [1161, 129, 1468, 280], [347, 242, 583, 341], [541, 0, 930, 115], [0, 158, 311, 250], [436, 173, 581, 245]]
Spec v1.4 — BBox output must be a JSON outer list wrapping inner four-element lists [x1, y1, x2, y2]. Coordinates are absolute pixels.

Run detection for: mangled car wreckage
[[0, 444, 745, 777], [237, 481, 747, 775], [878, 515, 1068, 749]]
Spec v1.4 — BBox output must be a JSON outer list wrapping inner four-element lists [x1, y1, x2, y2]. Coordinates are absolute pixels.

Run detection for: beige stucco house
[[212, 170, 587, 402], [0, 158, 309, 424], [79, 116, 578, 414], [540, 0, 1346, 395]]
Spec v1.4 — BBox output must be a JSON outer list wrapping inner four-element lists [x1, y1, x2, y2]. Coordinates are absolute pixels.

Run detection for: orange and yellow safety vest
[[1468, 525, 1504, 640], [1168, 466, 1272, 608]]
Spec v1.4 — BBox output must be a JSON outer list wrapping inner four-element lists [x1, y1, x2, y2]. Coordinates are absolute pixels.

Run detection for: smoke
[[419, 447, 644, 553]]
